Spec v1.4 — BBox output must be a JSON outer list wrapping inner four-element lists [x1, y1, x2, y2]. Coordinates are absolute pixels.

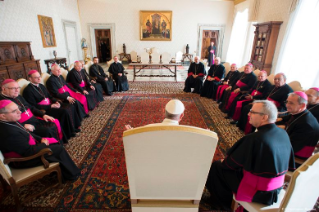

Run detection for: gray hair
[[276, 72, 287, 81], [253, 100, 278, 123], [288, 92, 308, 105], [215, 57, 221, 61]]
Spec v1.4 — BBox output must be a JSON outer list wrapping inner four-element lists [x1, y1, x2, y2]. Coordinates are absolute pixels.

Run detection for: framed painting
[[38, 15, 57, 48], [140, 10, 172, 41]]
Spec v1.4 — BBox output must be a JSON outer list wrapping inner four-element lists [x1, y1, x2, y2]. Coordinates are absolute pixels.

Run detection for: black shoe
[[224, 116, 231, 119], [75, 129, 81, 133], [230, 120, 238, 124], [85, 114, 90, 118]]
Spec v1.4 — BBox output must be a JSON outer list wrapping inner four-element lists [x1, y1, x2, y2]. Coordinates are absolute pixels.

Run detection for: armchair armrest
[[4, 148, 53, 169]]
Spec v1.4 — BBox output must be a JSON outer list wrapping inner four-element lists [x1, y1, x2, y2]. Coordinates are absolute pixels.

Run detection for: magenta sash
[[267, 97, 280, 108], [236, 80, 247, 88], [225, 92, 240, 110], [233, 100, 252, 121], [38, 98, 51, 105], [216, 85, 229, 100], [251, 89, 262, 97], [36, 117, 63, 140], [295, 146, 315, 159], [19, 108, 33, 123], [79, 80, 85, 88], [235, 170, 285, 202], [58, 85, 88, 114], [245, 116, 253, 135]]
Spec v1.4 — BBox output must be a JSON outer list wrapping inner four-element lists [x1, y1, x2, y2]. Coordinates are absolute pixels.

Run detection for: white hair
[[253, 100, 278, 123]]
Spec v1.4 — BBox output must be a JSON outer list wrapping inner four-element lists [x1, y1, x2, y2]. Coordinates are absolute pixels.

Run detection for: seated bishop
[[203, 100, 295, 210], [79, 60, 104, 101], [200, 57, 225, 98], [215, 63, 241, 101], [0, 79, 66, 144], [183, 56, 206, 94], [108, 56, 129, 92], [23, 70, 82, 140], [89, 57, 115, 96], [219, 63, 257, 113], [67, 61, 102, 110], [237, 73, 293, 134], [46, 63, 89, 115], [276, 92, 319, 163], [0, 100, 80, 182]]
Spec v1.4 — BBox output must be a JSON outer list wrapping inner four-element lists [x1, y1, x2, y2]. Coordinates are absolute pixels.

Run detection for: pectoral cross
[[254, 91, 258, 95], [25, 110, 30, 117], [62, 87, 66, 92], [44, 98, 49, 103]]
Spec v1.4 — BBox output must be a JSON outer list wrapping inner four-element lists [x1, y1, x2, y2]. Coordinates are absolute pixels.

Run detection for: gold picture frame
[[140, 10, 172, 41], [38, 15, 57, 48]]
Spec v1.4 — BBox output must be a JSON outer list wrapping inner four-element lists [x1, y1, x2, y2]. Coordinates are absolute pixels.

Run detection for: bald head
[[74, 61, 82, 71]]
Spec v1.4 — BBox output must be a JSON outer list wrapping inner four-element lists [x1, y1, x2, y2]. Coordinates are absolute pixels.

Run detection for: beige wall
[[78, 0, 234, 61], [0, 0, 82, 72]]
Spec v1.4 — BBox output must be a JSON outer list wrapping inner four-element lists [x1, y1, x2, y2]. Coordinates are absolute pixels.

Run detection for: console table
[[129, 63, 179, 82], [44, 57, 68, 73]]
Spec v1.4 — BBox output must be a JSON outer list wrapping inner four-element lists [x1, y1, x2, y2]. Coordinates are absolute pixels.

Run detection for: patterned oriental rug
[[1, 82, 316, 212]]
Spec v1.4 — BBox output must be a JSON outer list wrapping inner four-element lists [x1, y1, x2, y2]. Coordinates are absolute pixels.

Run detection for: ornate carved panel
[[0, 44, 17, 65], [8, 64, 27, 80], [15, 43, 31, 62]]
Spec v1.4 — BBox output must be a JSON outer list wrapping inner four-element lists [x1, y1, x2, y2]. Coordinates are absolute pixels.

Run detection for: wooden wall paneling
[[0, 44, 17, 65], [15, 43, 32, 62], [8, 64, 26, 80]]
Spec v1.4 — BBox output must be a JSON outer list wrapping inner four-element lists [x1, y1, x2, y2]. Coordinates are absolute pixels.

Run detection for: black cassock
[[23, 83, 81, 140], [83, 68, 104, 102], [205, 124, 295, 209], [89, 64, 115, 96], [0, 121, 80, 181], [108, 62, 129, 92], [46, 74, 87, 120], [67, 68, 100, 110], [183, 62, 206, 94], [219, 72, 257, 111], [0, 94, 65, 143], [308, 103, 319, 123], [227, 79, 272, 118], [200, 64, 225, 98], [215, 70, 241, 101], [276, 110, 319, 160], [207, 45, 217, 67], [237, 84, 293, 132]]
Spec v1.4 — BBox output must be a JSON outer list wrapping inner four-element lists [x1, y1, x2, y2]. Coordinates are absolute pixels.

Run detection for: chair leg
[[11, 185, 22, 212], [56, 168, 63, 187]]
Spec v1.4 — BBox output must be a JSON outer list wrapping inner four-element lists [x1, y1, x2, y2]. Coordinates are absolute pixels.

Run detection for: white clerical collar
[[162, 118, 179, 124]]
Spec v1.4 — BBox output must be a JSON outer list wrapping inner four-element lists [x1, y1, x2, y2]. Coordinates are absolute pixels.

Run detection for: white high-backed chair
[[84, 61, 93, 74], [130, 51, 138, 63], [140, 52, 149, 64], [41, 72, 51, 86], [123, 125, 218, 212], [267, 74, 275, 85], [223, 62, 231, 74], [175, 51, 183, 64], [69, 63, 74, 71], [151, 52, 160, 64], [238, 66, 245, 72], [16, 78, 30, 95], [253, 69, 260, 76], [288, 81, 303, 91], [60, 68, 69, 81], [161, 52, 171, 64], [232, 153, 319, 212]]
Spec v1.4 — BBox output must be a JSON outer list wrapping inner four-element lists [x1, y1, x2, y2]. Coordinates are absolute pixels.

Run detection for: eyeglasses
[[249, 109, 265, 115], [32, 76, 41, 79], [7, 87, 21, 90]]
